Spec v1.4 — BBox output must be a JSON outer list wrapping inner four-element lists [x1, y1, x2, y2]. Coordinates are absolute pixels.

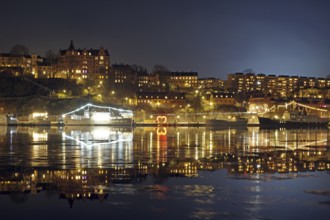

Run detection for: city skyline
[[1, 0, 330, 78]]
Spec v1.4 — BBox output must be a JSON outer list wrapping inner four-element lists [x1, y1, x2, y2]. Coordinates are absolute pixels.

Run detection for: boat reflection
[[0, 126, 329, 207], [62, 126, 133, 147]]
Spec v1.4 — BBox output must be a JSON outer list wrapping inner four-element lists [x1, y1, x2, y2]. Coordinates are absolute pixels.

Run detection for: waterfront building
[[200, 90, 235, 110], [248, 95, 272, 113], [298, 88, 324, 99], [167, 71, 198, 91], [0, 53, 42, 77], [56, 41, 110, 81], [37, 60, 54, 78], [263, 75, 299, 98], [111, 64, 138, 86], [227, 72, 330, 99], [298, 76, 316, 89], [137, 71, 150, 88], [315, 77, 330, 88], [110, 64, 148, 89], [227, 73, 266, 93], [198, 77, 225, 89], [209, 91, 235, 106]]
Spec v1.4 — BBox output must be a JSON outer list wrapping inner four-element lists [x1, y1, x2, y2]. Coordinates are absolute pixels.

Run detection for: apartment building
[[0, 53, 42, 77], [227, 73, 330, 98], [56, 41, 110, 81]]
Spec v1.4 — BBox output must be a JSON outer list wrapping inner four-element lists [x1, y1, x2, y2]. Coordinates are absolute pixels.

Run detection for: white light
[[91, 112, 110, 122], [62, 103, 133, 117], [91, 128, 110, 140], [32, 112, 48, 119]]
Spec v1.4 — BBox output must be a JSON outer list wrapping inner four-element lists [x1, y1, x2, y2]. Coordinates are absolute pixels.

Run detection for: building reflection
[[0, 126, 330, 206]]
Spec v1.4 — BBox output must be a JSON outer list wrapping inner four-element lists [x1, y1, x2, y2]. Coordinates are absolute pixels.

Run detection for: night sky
[[1, 0, 330, 79]]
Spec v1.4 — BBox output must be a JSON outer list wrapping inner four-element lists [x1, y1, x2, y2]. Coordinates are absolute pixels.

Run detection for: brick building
[[56, 41, 110, 81]]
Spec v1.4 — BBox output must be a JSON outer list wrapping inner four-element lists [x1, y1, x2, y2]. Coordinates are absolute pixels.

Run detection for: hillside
[[0, 75, 87, 116]]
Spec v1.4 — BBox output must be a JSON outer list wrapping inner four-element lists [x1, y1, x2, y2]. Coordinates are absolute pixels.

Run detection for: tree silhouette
[[45, 49, 58, 65], [10, 44, 29, 56], [151, 65, 170, 92]]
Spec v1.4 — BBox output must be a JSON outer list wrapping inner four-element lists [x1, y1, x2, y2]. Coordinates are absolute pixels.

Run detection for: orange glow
[[157, 127, 167, 136], [156, 115, 167, 124]]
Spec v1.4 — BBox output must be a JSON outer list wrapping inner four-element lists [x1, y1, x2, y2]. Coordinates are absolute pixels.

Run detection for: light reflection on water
[[0, 126, 329, 220]]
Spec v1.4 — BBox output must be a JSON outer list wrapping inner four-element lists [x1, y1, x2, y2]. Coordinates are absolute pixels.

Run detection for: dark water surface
[[0, 126, 329, 220]]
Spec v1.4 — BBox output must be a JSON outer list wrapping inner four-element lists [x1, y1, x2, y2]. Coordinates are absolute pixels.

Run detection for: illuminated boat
[[17, 112, 51, 126], [61, 103, 133, 126], [205, 117, 248, 127], [258, 111, 329, 128], [0, 114, 18, 125]]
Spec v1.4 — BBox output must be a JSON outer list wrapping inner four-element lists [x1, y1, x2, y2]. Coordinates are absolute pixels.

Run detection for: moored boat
[[0, 114, 18, 126], [63, 114, 133, 126], [17, 112, 51, 126], [61, 103, 133, 126], [258, 111, 329, 128]]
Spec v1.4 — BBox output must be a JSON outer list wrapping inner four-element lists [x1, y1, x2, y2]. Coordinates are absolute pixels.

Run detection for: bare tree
[[152, 64, 169, 74], [45, 49, 58, 65], [9, 44, 30, 75], [151, 65, 170, 92], [130, 64, 147, 73], [242, 68, 255, 74], [10, 44, 29, 56]]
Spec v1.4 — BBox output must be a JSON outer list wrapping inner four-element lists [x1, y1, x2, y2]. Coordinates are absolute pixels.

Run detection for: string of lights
[[62, 103, 133, 117]]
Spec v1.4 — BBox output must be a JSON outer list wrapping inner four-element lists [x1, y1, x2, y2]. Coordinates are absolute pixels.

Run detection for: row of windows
[[137, 100, 184, 103], [0, 58, 32, 62], [59, 70, 109, 75], [213, 95, 233, 98], [213, 99, 234, 103], [115, 79, 124, 83], [65, 54, 107, 62], [199, 80, 223, 84], [115, 76, 127, 79], [236, 78, 330, 86], [171, 77, 197, 80], [138, 96, 184, 99], [174, 81, 198, 84], [237, 82, 329, 89], [71, 52, 92, 56]]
